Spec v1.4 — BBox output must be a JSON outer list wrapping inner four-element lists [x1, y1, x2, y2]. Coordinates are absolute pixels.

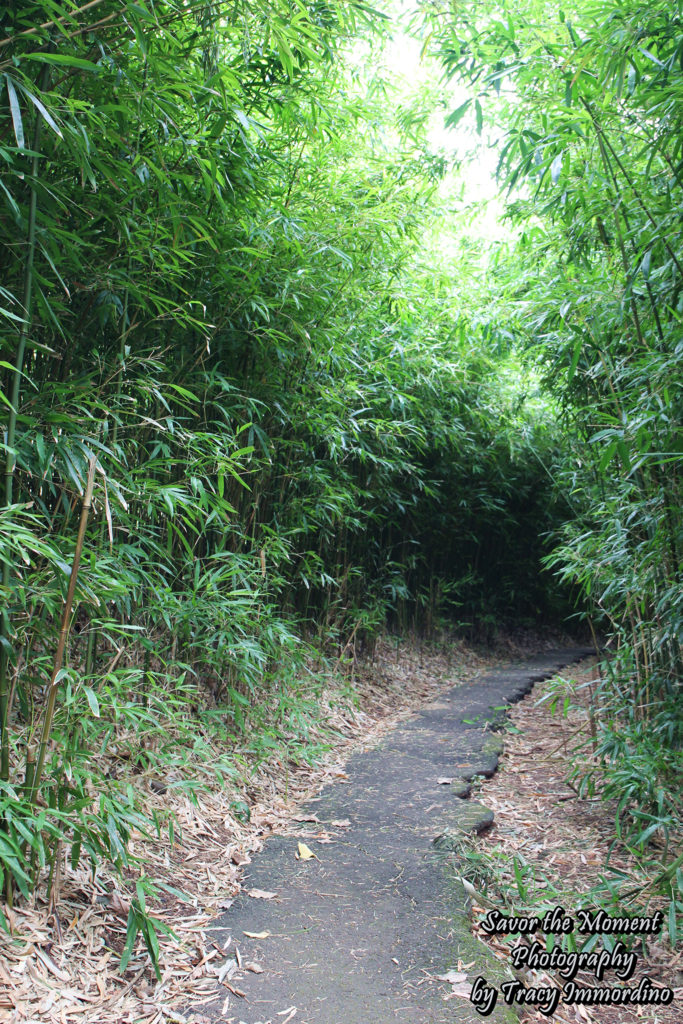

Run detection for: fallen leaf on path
[[246, 961, 263, 973], [294, 814, 319, 823], [231, 850, 250, 866], [243, 930, 270, 939], [443, 981, 473, 1000], [437, 777, 454, 785], [330, 819, 351, 828], [248, 889, 277, 900], [216, 959, 238, 984], [225, 981, 246, 997], [435, 970, 468, 984], [296, 842, 318, 860], [277, 1007, 297, 1023]]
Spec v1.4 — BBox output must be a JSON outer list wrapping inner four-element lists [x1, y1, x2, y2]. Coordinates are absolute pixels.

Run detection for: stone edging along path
[[203, 648, 594, 1024]]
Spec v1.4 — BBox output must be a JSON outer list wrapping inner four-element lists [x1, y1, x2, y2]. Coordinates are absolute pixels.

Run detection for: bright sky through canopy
[[377, 2, 507, 251]]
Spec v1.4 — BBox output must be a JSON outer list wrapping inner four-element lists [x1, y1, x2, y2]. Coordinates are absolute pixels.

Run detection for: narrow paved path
[[206, 648, 593, 1024]]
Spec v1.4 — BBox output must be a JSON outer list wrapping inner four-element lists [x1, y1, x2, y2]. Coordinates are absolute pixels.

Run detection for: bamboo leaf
[[5, 77, 25, 150], [23, 89, 63, 139], [445, 99, 471, 129], [83, 686, 100, 718], [567, 338, 582, 382], [550, 153, 562, 184], [26, 53, 100, 71], [475, 98, 483, 134]]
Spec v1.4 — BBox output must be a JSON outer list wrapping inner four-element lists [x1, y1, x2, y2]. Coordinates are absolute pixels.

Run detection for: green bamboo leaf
[[0, 307, 26, 324], [445, 99, 471, 129], [550, 153, 562, 184], [475, 98, 483, 134], [70, 837, 82, 871], [135, 878, 147, 913], [144, 917, 161, 977], [616, 440, 631, 473], [129, 2, 157, 22], [234, 109, 251, 133], [627, 63, 637, 94], [26, 53, 100, 71], [567, 338, 582, 381], [9, 816, 38, 849], [598, 440, 618, 472], [120, 906, 140, 973], [0, 178, 20, 218], [84, 686, 100, 718], [273, 31, 296, 79], [5, 76, 25, 150], [14, 81, 63, 139]]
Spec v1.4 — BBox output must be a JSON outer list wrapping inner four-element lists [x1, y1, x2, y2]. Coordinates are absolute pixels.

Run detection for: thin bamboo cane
[[26, 456, 98, 808]]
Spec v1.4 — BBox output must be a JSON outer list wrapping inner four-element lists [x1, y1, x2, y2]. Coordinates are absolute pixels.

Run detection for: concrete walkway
[[205, 648, 593, 1024]]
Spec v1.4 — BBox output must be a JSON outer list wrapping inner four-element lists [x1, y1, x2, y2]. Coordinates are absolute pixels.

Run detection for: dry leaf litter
[[466, 658, 681, 1024]]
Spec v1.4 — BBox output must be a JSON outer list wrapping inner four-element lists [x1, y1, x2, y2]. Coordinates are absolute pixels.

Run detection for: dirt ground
[[468, 657, 681, 1024]]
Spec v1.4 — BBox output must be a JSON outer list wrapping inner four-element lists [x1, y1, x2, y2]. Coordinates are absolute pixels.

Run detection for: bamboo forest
[[0, 1, 681, 1020]]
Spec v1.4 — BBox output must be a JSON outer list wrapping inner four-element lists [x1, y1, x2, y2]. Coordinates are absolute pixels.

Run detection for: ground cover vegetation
[[0, 0, 679, 982]]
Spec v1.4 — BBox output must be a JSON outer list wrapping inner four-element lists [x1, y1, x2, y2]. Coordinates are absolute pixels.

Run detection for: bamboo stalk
[[26, 457, 98, 808]]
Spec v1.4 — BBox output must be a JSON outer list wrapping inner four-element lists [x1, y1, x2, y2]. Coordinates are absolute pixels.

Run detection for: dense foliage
[[1, 0, 680, 956], [0, 0, 569, 931], [427, 0, 682, 906]]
